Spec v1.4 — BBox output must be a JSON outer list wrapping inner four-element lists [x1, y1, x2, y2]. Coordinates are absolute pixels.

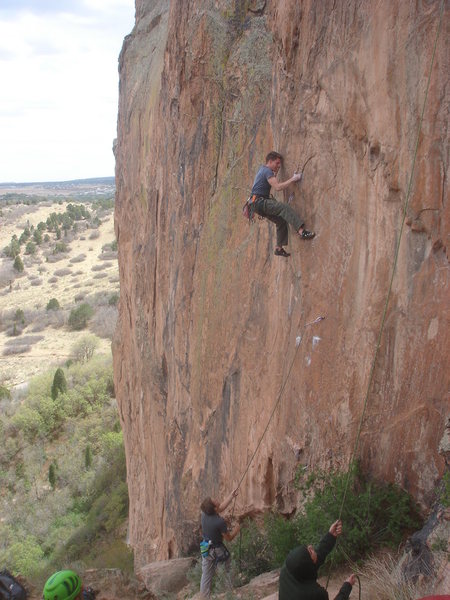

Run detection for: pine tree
[[48, 463, 56, 489], [85, 444, 93, 470], [51, 368, 67, 400]]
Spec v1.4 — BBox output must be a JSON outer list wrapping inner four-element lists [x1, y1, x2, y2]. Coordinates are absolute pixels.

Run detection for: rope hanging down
[[233, 315, 325, 499], [324, 0, 445, 590], [336, 0, 445, 523]]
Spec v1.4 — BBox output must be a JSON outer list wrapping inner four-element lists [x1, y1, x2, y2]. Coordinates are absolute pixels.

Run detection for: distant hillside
[[0, 177, 115, 199]]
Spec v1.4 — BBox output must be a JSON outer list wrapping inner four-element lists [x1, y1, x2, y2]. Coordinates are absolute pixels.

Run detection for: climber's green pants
[[254, 197, 304, 247]]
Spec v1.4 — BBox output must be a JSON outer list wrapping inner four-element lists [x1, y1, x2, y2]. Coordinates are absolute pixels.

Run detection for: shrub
[[68, 303, 94, 330], [272, 462, 421, 567], [54, 268, 72, 277], [53, 241, 68, 254], [0, 385, 11, 401], [440, 471, 450, 507], [85, 444, 93, 470], [13, 256, 24, 272], [49, 463, 57, 489], [230, 519, 272, 583], [25, 241, 36, 255], [14, 309, 25, 324], [46, 298, 60, 311], [51, 368, 67, 400], [108, 293, 119, 306], [91, 306, 117, 339], [71, 335, 99, 363]]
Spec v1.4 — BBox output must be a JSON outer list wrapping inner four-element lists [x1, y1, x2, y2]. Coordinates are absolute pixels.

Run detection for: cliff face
[[114, 0, 449, 566]]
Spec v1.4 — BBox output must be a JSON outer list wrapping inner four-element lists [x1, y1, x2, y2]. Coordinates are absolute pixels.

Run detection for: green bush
[[14, 309, 25, 324], [0, 385, 11, 401], [51, 368, 67, 400], [108, 292, 119, 306], [46, 298, 60, 311], [267, 462, 421, 568], [230, 519, 272, 583], [440, 471, 450, 507], [68, 303, 94, 330], [25, 241, 36, 255], [13, 255, 24, 272], [53, 241, 68, 254]]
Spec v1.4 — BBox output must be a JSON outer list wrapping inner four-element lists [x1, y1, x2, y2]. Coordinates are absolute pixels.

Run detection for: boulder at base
[[137, 557, 194, 595]]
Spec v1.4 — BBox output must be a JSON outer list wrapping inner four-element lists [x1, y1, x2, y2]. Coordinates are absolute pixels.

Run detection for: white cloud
[[0, 1, 135, 182]]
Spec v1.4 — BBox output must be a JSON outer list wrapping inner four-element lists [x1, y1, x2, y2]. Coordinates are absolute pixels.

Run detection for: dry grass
[[360, 553, 444, 600], [0, 202, 118, 386]]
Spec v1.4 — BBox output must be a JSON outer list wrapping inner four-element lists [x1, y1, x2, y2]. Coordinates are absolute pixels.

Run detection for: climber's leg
[[200, 555, 216, 599]]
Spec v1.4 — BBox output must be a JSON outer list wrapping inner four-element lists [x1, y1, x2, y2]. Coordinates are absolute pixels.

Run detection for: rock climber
[[250, 150, 315, 257], [199, 489, 241, 599], [278, 519, 357, 600], [43, 570, 97, 600]]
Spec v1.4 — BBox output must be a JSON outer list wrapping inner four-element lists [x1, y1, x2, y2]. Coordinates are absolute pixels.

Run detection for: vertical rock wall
[[114, 0, 449, 566]]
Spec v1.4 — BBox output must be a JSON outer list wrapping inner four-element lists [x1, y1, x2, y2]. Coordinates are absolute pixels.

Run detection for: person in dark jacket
[[279, 519, 356, 600]]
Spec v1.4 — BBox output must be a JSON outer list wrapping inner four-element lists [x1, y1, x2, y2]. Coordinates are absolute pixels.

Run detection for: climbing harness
[[242, 194, 268, 223]]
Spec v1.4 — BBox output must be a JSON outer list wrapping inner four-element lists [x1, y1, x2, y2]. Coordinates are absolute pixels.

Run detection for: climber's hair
[[266, 151, 283, 163], [201, 497, 217, 515]]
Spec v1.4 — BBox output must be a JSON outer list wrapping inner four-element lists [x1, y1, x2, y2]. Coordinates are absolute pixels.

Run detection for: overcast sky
[[0, 0, 135, 183]]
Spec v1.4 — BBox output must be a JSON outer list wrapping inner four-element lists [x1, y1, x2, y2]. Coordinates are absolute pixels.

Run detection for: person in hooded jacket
[[279, 519, 356, 600]]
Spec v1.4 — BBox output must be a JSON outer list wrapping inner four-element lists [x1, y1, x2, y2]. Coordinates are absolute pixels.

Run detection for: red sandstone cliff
[[113, 0, 449, 566]]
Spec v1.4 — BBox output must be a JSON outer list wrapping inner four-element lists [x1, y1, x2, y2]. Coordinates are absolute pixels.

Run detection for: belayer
[[248, 151, 315, 257], [199, 489, 241, 599], [278, 519, 357, 600]]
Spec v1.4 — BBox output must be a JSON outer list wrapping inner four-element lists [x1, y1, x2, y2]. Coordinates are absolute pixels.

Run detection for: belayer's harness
[[200, 538, 231, 564]]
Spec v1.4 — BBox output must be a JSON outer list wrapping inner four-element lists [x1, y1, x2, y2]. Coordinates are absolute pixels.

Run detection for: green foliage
[[85, 444, 93, 470], [48, 462, 56, 489], [46, 297, 60, 311], [33, 229, 43, 244], [25, 241, 36, 255], [265, 512, 298, 567], [13, 255, 24, 272], [53, 241, 68, 254], [440, 471, 450, 507], [0, 357, 127, 580], [230, 519, 272, 583], [14, 309, 25, 324], [5, 537, 44, 577], [68, 303, 94, 330], [5, 237, 20, 258], [268, 463, 421, 568], [0, 385, 11, 401], [51, 368, 67, 400], [71, 334, 99, 362], [108, 292, 119, 306]]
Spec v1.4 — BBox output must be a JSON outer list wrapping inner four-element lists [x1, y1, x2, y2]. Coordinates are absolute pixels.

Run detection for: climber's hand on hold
[[292, 172, 302, 182], [346, 574, 356, 586]]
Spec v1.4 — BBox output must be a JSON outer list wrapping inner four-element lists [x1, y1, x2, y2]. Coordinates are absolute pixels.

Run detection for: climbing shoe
[[274, 248, 291, 257], [300, 229, 315, 240]]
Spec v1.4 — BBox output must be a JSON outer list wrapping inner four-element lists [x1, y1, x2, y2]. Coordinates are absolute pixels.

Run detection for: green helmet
[[43, 570, 82, 600]]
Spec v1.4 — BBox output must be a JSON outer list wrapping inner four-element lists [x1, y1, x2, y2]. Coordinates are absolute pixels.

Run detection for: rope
[[235, 315, 325, 494], [324, 0, 445, 589]]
